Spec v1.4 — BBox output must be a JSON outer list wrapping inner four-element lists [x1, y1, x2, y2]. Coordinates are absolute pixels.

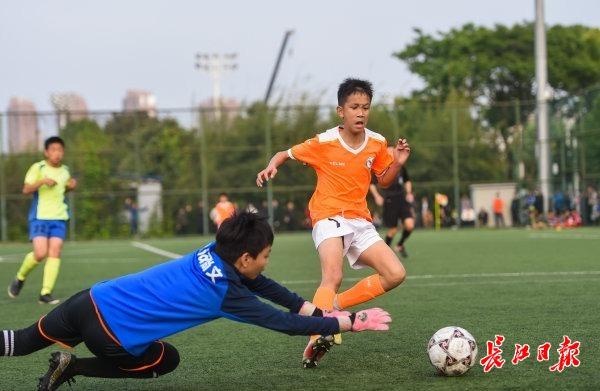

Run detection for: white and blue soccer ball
[[427, 326, 478, 376]]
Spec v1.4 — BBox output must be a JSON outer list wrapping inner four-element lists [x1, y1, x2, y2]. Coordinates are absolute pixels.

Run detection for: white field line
[[280, 270, 600, 285], [528, 233, 600, 240], [130, 241, 182, 259], [0, 257, 142, 264], [407, 276, 600, 288]]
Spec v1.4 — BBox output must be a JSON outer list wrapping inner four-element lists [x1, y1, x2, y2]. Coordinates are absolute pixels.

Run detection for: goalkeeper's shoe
[[302, 335, 335, 369], [37, 351, 76, 391]]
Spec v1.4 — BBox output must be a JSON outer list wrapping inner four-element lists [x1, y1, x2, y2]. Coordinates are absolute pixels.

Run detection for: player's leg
[[382, 199, 400, 247], [8, 231, 49, 298], [313, 237, 345, 311], [335, 225, 406, 310], [303, 217, 351, 368], [302, 237, 345, 367], [37, 290, 179, 390], [68, 341, 180, 379], [39, 222, 66, 304], [396, 214, 415, 258], [384, 226, 398, 247], [0, 290, 88, 359], [0, 323, 54, 357], [38, 341, 180, 390]]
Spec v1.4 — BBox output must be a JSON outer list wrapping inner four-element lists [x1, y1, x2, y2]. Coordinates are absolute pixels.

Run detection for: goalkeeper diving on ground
[[0, 212, 391, 391]]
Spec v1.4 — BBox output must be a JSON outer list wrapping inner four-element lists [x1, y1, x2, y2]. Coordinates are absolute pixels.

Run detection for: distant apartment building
[[123, 90, 157, 117], [50, 92, 89, 129], [199, 97, 240, 122], [7, 97, 40, 153]]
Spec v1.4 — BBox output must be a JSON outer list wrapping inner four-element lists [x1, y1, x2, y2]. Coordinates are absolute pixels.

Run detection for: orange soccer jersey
[[212, 201, 235, 228], [492, 198, 504, 214], [289, 126, 393, 226]]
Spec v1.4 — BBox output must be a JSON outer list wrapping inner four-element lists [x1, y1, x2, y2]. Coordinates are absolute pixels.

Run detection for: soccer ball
[[427, 326, 478, 376]]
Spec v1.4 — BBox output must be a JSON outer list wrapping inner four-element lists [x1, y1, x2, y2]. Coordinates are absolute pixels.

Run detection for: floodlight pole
[[535, 0, 551, 214], [263, 30, 294, 226], [194, 52, 237, 235], [195, 53, 238, 119], [0, 113, 6, 241]]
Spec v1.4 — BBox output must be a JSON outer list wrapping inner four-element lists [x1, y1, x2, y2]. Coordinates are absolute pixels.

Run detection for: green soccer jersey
[[25, 160, 71, 221]]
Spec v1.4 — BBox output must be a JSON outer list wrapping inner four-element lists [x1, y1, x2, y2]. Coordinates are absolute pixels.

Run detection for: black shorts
[[38, 289, 165, 370], [382, 196, 414, 228]]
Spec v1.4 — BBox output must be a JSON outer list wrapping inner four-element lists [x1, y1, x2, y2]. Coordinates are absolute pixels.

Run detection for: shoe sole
[[302, 336, 335, 369], [39, 299, 60, 305], [7, 287, 17, 299]]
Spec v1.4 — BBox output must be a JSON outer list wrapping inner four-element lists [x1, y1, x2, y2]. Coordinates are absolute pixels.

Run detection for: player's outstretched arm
[[256, 151, 290, 187]]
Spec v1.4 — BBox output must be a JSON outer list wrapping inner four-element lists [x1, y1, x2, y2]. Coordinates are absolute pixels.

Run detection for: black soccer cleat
[[37, 351, 76, 391], [302, 335, 335, 369], [397, 245, 409, 258], [39, 294, 60, 305], [8, 278, 24, 298]]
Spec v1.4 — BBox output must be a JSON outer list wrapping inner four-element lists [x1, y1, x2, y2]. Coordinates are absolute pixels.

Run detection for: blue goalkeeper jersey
[[90, 242, 339, 356]]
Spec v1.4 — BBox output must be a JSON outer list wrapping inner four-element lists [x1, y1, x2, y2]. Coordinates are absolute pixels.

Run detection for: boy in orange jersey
[[256, 78, 410, 368], [210, 193, 236, 229]]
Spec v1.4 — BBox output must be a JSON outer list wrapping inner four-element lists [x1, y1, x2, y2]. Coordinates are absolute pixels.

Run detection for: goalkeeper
[[0, 212, 391, 391]]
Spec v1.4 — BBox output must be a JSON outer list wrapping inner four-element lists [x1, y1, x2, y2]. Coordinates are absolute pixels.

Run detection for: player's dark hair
[[337, 78, 373, 106], [44, 136, 65, 150], [214, 212, 274, 265]]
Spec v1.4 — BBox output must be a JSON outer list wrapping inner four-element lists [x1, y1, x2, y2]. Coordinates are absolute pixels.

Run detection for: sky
[[1, 0, 599, 114]]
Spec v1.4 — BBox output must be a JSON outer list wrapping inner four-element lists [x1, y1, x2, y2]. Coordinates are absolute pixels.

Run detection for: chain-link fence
[[1, 91, 600, 241]]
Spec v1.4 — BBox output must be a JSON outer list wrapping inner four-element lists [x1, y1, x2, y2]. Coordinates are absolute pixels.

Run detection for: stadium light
[[194, 52, 238, 117]]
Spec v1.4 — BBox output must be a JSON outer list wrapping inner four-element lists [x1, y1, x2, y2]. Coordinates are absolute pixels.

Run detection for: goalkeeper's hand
[[326, 308, 392, 332]]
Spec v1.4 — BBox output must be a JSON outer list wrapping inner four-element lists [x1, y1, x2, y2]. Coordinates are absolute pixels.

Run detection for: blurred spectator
[[302, 205, 312, 229], [510, 196, 520, 227], [477, 208, 489, 227], [175, 207, 189, 235], [420, 196, 433, 228], [124, 197, 140, 236], [257, 200, 268, 217], [460, 195, 475, 227], [534, 189, 544, 215], [587, 186, 599, 225], [492, 193, 505, 228], [564, 209, 583, 228], [552, 190, 568, 215], [282, 201, 303, 231], [210, 193, 236, 229], [271, 199, 282, 231]]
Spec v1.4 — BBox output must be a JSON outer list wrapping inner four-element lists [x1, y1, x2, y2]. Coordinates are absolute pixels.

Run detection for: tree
[[395, 23, 600, 179], [61, 119, 121, 238]]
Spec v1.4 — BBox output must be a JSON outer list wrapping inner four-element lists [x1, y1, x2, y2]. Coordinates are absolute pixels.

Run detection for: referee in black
[[370, 149, 415, 258]]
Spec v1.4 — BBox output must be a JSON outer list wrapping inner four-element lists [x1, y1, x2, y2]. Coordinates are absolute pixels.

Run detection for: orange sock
[[312, 286, 335, 311], [335, 274, 385, 310], [310, 287, 336, 340]]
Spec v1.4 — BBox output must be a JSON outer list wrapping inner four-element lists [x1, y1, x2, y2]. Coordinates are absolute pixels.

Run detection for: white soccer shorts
[[311, 215, 383, 269]]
